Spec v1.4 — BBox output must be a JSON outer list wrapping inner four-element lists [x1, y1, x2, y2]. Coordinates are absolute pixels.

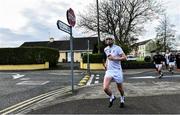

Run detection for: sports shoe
[[108, 96, 116, 108], [159, 73, 163, 79], [120, 97, 125, 108]]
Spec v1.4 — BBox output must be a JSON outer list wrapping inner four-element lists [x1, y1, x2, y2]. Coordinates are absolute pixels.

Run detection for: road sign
[[57, 20, 70, 34], [66, 8, 76, 27], [57, 9, 75, 93], [56, 19, 74, 93]]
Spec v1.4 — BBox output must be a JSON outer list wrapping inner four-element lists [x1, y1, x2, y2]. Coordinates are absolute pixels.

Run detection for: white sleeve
[[117, 46, 124, 55]]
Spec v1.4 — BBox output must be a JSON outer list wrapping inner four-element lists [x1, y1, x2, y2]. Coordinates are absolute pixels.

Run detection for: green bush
[[82, 53, 104, 63], [122, 61, 154, 69], [0, 47, 59, 67], [82, 53, 154, 69], [144, 56, 152, 62]]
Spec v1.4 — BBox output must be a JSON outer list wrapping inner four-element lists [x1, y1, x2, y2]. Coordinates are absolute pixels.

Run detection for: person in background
[[103, 35, 127, 108], [165, 50, 170, 69], [153, 52, 164, 78], [168, 52, 176, 74], [176, 53, 180, 69]]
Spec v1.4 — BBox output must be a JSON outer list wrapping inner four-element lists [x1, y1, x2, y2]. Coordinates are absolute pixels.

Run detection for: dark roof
[[20, 37, 98, 51], [136, 39, 152, 46]]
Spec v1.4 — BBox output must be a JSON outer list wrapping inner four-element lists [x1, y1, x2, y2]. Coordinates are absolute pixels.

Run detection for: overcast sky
[[0, 0, 180, 48]]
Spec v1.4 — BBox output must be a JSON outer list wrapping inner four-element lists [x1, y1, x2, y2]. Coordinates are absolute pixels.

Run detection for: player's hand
[[107, 55, 114, 60]]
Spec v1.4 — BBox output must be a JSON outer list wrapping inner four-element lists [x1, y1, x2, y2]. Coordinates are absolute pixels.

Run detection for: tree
[[155, 14, 176, 52], [78, 0, 163, 53]]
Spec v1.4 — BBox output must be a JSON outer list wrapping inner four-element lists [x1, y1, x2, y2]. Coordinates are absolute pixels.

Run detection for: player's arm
[[108, 53, 127, 61], [103, 59, 108, 70]]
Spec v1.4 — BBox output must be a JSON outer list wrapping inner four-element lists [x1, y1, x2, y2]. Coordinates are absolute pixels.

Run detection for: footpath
[[24, 69, 180, 114]]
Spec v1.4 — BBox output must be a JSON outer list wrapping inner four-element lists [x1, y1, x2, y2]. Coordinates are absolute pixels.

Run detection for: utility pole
[[96, 0, 100, 53], [87, 39, 90, 75]]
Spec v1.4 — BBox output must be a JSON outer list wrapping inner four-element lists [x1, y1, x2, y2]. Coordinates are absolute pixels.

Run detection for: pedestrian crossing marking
[[96, 77, 99, 80], [86, 74, 94, 86], [95, 81, 99, 84], [96, 74, 100, 77]]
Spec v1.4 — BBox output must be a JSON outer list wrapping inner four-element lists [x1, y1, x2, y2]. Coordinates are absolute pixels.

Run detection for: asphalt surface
[[29, 94, 180, 114], [0, 70, 85, 111], [25, 69, 180, 114]]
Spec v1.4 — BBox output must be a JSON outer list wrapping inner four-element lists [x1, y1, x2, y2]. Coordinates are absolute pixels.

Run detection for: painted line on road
[[94, 80, 99, 84], [16, 81, 49, 85], [0, 86, 71, 115], [129, 76, 155, 79], [78, 75, 90, 86], [12, 74, 25, 79], [86, 74, 94, 86], [96, 77, 99, 80], [20, 78, 30, 80], [96, 74, 100, 77], [129, 75, 180, 79]]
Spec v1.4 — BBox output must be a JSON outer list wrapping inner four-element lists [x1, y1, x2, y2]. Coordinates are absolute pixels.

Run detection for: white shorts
[[166, 60, 169, 64], [169, 62, 175, 66], [155, 64, 162, 69], [105, 70, 123, 83]]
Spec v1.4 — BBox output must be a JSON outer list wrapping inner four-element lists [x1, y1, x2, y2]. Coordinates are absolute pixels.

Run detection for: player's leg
[[158, 64, 163, 78], [103, 76, 115, 107], [117, 83, 125, 108]]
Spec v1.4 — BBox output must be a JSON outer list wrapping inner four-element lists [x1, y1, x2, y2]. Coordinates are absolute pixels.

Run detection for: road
[[0, 70, 86, 110], [27, 69, 180, 114], [0, 69, 180, 114], [89, 69, 180, 85]]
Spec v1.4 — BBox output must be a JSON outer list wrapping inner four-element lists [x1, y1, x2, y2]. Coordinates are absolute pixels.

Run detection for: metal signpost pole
[[87, 39, 90, 75], [70, 26, 74, 92], [66, 8, 76, 93], [57, 8, 76, 93]]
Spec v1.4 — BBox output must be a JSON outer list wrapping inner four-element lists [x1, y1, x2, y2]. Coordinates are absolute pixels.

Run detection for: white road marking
[[16, 81, 49, 85], [129, 76, 156, 79], [163, 75, 180, 78], [96, 77, 99, 80], [129, 75, 180, 79], [20, 78, 30, 80], [12, 74, 25, 79], [94, 80, 99, 84], [96, 74, 100, 77], [49, 72, 79, 75], [86, 74, 94, 86]]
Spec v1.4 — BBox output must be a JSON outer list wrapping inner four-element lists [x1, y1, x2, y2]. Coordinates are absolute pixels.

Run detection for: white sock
[[109, 95, 115, 102], [120, 96, 125, 103]]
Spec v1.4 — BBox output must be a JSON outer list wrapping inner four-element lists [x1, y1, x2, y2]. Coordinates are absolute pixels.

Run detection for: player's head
[[166, 50, 169, 53], [104, 34, 115, 46]]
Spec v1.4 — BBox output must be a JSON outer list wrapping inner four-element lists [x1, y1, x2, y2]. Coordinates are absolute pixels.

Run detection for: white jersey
[[104, 44, 124, 71], [165, 53, 170, 64]]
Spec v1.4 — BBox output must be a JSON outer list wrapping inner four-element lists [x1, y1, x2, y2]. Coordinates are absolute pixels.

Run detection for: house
[[132, 39, 155, 58], [20, 37, 98, 62]]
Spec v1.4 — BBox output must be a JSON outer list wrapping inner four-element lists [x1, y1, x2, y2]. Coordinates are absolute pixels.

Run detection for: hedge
[[121, 61, 154, 69], [0, 47, 59, 67], [82, 53, 104, 63], [82, 53, 154, 69]]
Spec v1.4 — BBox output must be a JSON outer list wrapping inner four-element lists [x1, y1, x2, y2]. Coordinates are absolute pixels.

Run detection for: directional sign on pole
[[57, 20, 70, 34], [57, 8, 76, 93]]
